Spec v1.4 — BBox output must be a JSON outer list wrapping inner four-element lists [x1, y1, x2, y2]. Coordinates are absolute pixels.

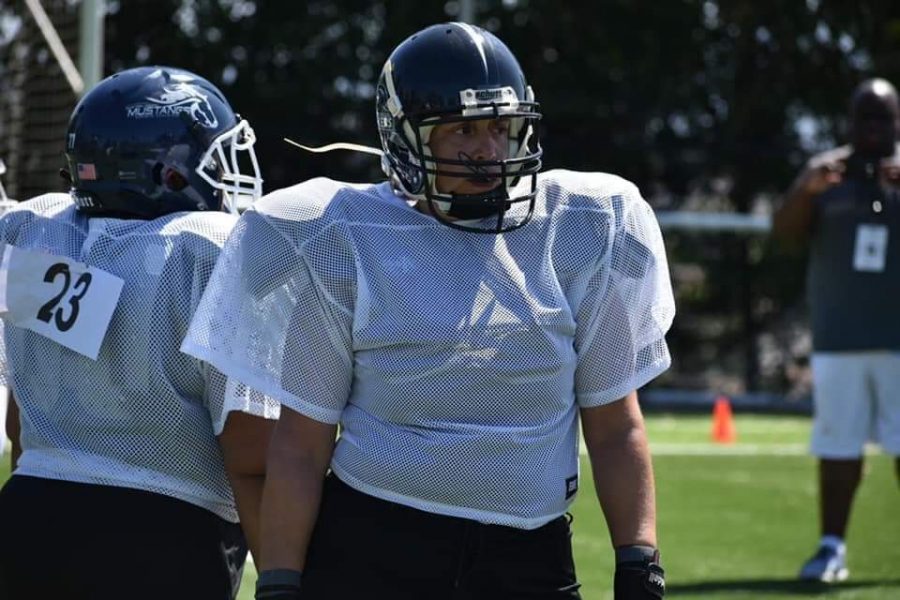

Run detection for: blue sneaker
[[798, 544, 849, 582]]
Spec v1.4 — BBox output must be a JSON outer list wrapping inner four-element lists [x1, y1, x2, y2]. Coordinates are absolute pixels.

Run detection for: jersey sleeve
[[182, 207, 354, 425], [201, 364, 281, 435], [0, 196, 75, 387], [575, 184, 675, 407], [0, 207, 25, 387]]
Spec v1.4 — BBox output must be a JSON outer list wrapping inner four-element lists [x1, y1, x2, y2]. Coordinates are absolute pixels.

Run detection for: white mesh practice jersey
[[184, 170, 675, 529], [0, 194, 277, 522]]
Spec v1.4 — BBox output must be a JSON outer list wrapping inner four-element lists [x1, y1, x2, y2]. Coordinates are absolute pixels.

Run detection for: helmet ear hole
[[164, 169, 189, 191]]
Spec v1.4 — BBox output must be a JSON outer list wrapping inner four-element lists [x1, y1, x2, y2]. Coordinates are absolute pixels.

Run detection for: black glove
[[614, 545, 665, 599], [255, 569, 303, 600]]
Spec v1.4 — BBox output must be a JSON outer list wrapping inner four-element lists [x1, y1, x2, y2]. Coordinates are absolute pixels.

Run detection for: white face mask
[[196, 119, 263, 213]]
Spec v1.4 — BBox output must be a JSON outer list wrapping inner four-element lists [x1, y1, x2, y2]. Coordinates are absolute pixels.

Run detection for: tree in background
[[4, 0, 900, 397]]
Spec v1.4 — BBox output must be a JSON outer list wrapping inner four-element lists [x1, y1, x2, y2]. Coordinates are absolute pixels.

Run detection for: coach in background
[[0, 66, 277, 599], [773, 78, 900, 583], [185, 23, 671, 600]]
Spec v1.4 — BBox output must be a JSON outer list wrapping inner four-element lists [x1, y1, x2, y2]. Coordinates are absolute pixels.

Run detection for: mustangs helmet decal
[[126, 71, 218, 129]]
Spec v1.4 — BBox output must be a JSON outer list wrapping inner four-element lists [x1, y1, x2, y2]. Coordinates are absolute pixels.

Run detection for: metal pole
[[23, 0, 84, 95], [0, 159, 9, 203], [459, 0, 475, 23], [79, 0, 105, 94]]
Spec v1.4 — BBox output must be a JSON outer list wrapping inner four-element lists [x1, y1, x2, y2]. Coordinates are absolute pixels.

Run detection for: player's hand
[[255, 569, 303, 600], [614, 545, 665, 599]]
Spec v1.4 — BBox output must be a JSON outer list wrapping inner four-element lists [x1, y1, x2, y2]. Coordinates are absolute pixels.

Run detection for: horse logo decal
[[126, 82, 218, 129]]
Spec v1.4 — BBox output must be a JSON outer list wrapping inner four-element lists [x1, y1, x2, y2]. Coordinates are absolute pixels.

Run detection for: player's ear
[[59, 168, 72, 185]]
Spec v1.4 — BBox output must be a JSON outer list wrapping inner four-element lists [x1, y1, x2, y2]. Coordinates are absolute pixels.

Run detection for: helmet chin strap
[[283, 138, 384, 157], [433, 190, 508, 220]]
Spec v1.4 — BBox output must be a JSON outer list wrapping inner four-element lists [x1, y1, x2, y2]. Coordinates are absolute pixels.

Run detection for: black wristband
[[614, 545, 665, 599], [615, 544, 659, 565], [255, 569, 303, 600]]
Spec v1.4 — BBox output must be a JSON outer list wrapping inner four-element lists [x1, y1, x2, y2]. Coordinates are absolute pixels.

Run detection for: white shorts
[[811, 351, 900, 458]]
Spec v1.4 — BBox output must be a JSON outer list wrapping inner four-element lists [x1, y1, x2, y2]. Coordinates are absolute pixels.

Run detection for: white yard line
[[575, 442, 808, 456], [578, 442, 883, 456], [648, 443, 808, 456]]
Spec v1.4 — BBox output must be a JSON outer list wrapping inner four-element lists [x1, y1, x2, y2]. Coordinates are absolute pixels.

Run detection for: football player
[[186, 23, 670, 600], [0, 66, 276, 600]]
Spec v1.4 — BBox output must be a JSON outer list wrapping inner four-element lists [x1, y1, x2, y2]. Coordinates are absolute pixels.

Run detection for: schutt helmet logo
[[474, 89, 504, 101]]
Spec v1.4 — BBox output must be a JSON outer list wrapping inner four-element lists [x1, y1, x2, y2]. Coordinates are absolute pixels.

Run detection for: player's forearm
[[227, 473, 265, 562], [258, 441, 329, 571], [218, 411, 276, 563], [589, 425, 658, 548]]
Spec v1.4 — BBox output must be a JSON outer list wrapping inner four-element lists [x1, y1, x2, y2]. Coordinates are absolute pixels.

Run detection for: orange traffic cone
[[711, 395, 737, 444]]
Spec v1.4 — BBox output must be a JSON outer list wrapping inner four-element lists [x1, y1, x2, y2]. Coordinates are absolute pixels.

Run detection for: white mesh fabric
[[185, 170, 674, 528], [0, 194, 277, 522]]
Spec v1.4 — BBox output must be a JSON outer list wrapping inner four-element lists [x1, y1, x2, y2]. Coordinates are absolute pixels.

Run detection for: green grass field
[[3, 413, 899, 599]]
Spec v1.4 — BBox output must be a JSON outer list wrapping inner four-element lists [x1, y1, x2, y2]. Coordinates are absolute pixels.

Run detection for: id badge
[[852, 224, 889, 273]]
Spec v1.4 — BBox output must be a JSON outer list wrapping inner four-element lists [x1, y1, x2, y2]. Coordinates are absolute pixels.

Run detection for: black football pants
[[300, 474, 582, 599], [0, 475, 246, 600]]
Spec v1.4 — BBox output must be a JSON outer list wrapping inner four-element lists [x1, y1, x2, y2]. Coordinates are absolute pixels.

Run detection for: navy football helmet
[[376, 23, 542, 233], [65, 66, 262, 219]]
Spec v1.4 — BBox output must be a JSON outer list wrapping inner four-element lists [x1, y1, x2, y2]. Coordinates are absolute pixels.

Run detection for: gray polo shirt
[[808, 150, 900, 352]]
